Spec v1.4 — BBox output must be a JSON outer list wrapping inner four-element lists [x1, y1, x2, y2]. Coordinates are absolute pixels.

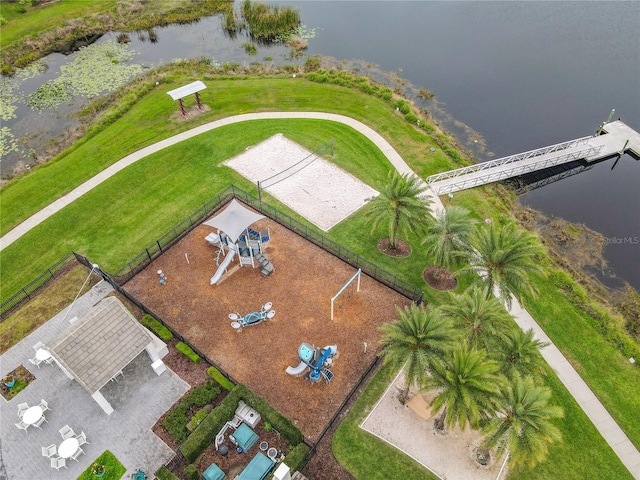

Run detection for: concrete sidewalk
[[1, 112, 638, 478]]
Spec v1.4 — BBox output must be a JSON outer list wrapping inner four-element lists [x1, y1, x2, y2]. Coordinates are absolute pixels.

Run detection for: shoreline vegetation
[[1, 2, 638, 479]]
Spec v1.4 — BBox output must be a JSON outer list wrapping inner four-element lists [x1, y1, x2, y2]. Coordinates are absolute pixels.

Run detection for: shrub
[[304, 55, 321, 72], [207, 366, 235, 391], [180, 384, 304, 463], [163, 382, 220, 444], [183, 464, 198, 480], [154, 467, 179, 480], [176, 341, 200, 363], [140, 314, 173, 341], [282, 443, 310, 473], [404, 112, 418, 124]]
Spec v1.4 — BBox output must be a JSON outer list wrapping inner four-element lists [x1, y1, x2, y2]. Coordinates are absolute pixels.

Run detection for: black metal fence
[[0, 253, 76, 320], [114, 185, 423, 302]]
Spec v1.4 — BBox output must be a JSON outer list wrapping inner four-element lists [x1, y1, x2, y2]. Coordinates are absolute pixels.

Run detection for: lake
[[2, 1, 638, 289]]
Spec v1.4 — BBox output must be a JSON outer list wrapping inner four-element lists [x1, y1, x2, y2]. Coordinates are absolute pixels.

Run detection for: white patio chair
[[32, 414, 48, 429], [28, 357, 42, 368], [70, 446, 84, 461], [33, 341, 45, 351], [76, 431, 89, 446], [38, 399, 51, 412], [15, 420, 29, 433], [59, 424, 75, 440], [17, 402, 29, 418], [50, 457, 67, 470], [110, 370, 124, 382], [42, 444, 57, 458]]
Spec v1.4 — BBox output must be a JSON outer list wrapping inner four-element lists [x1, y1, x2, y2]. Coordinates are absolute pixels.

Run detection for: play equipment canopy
[[203, 199, 265, 243]]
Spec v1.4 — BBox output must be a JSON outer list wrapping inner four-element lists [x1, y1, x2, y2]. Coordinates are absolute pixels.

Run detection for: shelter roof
[[166, 80, 207, 101], [50, 297, 154, 393], [203, 199, 265, 243]]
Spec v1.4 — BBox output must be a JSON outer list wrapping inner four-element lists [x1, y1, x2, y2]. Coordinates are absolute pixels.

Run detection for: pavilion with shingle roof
[[50, 296, 163, 414]]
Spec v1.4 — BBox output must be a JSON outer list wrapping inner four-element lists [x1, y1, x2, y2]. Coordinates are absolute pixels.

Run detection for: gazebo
[[50, 297, 166, 415], [166, 80, 206, 116]]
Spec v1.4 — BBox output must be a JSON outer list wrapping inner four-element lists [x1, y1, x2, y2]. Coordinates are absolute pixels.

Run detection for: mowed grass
[[1, 74, 637, 478], [523, 281, 640, 450], [0, 77, 453, 235], [0, 264, 94, 354], [0, 1, 117, 47]]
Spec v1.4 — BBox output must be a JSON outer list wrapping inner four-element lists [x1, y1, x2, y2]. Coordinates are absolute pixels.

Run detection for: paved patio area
[[0, 281, 189, 480]]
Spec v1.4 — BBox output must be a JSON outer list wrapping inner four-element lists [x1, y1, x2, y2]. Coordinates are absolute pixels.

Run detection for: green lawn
[[0, 1, 117, 48], [1, 72, 637, 479]]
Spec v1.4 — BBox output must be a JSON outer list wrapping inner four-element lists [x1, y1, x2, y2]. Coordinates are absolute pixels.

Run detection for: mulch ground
[[124, 209, 411, 475], [423, 265, 458, 291]]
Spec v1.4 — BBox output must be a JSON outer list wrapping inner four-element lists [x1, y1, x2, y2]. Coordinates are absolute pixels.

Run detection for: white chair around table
[[15, 420, 29, 433], [76, 431, 89, 446], [32, 414, 48, 429], [70, 446, 84, 461], [33, 341, 45, 351], [38, 398, 51, 412], [50, 457, 67, 470], [42, 444, 57, 458], [59, 424, 75, 440], [28, 357, 43, 369], [17, 402, 29, 418]]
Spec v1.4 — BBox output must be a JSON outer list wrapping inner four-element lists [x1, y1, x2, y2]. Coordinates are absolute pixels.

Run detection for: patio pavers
[[0, 281, 189, 480]]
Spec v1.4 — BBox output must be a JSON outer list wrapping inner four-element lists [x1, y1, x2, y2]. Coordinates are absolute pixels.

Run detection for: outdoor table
[[243, 311, 264, 324], [58, 437, 79, 459], [35, 348, 52, 362], [22, 406, 43, 426]]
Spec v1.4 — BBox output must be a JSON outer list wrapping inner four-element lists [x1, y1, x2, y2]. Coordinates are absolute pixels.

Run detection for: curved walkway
[[1, 112, 638, 478]]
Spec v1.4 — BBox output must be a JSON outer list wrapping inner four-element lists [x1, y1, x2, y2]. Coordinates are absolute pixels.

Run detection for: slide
[[210, 248, 236, 285], [286, 361, 308, 377]]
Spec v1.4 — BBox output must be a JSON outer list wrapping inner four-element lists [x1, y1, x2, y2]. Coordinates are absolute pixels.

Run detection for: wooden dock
[[428, 120, 640, 195]]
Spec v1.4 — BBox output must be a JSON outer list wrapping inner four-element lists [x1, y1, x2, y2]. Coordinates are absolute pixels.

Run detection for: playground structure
[[204, 200, 274, 285], [331, 269, 361, 320], [286, 343, 338, 385], [229, 302, 276, 330]]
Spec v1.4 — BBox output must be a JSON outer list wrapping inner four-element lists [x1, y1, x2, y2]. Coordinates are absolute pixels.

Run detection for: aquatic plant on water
[[27, 40, 145, 111], [0, 126, 19, 158], [241, 0, 300, 42]]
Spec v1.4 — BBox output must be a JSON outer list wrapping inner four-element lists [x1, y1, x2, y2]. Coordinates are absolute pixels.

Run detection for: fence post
[[157, 240, 163, 253], [21, 288, 31, 300], [146, 249, 152, 261], [331, 137, 334, 157]]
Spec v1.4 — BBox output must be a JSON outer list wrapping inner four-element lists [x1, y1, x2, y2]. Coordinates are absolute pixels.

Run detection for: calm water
[[3, 1, 639, 288]]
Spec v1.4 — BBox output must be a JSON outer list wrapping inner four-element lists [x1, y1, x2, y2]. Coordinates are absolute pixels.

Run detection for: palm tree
[[481, 373, 563, 468], [424, 345, 505, 431], [364, 171, 432, 250], [378, 304, 457, 403], [458, 222, 545, 309], [422, 206, 477, 277], [441, 285, 512, 351], [496, 328, 549, 380]]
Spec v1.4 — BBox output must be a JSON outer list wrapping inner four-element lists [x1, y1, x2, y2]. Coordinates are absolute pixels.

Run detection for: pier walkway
[[428, 120, 640, 195]]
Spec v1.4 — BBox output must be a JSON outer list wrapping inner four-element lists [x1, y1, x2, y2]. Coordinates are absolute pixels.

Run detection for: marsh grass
[[240, 0, 300, 42]]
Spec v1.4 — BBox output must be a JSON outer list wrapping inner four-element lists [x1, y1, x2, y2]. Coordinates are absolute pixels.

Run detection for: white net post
[[331, 269, 361, 320]]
